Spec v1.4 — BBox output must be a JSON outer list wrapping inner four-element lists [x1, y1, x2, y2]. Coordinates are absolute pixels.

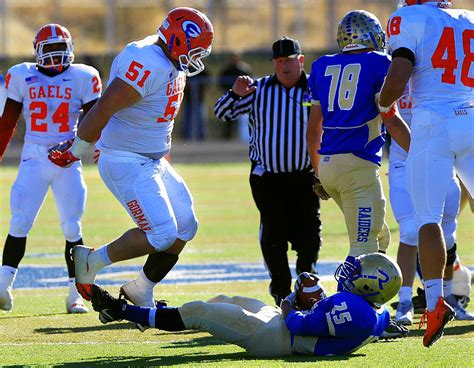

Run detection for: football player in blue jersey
[[306, 10, 410, 273], [89, 253, 402, 357]]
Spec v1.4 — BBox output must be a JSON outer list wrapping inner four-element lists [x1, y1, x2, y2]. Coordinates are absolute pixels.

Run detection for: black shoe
[[380, 319, 409, 340], [155, 299, 168, 309], [91, 284, 126, 324], [412, 287, 427, 314]]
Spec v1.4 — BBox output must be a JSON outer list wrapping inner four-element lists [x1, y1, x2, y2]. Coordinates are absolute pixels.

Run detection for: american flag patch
[[25, 76, 38, 84]]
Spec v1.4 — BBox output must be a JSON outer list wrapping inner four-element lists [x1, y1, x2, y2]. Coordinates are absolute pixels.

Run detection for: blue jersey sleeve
[[285, 302, 331, 337]]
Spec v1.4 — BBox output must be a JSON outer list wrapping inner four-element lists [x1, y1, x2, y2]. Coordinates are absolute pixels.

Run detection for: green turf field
[[0, 163, 473, 366]]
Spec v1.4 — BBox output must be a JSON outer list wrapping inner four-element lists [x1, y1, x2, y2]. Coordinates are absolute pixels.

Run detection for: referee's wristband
[[70, 136, 91, 158]]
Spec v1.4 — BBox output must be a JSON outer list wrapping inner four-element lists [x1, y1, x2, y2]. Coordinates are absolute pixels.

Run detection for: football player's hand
[[232, 76, 256, 97], [312, 175, 330, 200], [48, 139, 74, 154], [48, 147, 80, 168], [282, 291, 297, 306], [93, 149, 100, 164]]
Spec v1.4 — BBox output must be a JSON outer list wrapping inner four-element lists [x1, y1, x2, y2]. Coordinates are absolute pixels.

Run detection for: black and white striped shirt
[[214, 74, 311, 173]]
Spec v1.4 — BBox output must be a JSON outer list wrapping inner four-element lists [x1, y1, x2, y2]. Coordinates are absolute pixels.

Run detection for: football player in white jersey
[[0, 24, 101, 313], [390, 89, 473, 324], [48, 7, 214, 323], [379, 0, 474, 347]]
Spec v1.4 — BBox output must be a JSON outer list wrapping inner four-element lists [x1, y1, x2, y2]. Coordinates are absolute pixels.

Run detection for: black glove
[[312, 174, 331, 200]]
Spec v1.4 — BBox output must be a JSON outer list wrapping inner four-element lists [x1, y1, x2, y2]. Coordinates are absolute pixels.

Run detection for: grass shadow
[[51, 349, 365, 367]]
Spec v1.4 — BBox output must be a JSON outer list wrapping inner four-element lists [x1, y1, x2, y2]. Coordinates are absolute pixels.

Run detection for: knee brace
[[446, 243, 457, 267]]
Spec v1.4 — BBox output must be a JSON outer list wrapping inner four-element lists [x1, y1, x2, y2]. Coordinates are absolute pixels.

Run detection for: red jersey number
[[92, 75, 101, 93], [30, 102, 71, 132], [387, 16, 402, 38], [432, 27, 474, 87], [125, 61, 151, 88], [156, 93, 183, 123]]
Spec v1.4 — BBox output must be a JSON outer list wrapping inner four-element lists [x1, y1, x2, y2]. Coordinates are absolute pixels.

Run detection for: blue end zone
[[13, 262, 344, 289]]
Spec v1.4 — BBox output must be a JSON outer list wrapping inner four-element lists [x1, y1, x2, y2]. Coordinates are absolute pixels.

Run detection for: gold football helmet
[[336, 10, 386, 52], [335, 253, 402, 305]]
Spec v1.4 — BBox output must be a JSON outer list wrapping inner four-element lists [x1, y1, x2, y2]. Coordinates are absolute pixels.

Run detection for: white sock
[[68, 278, 81, 298], [136, 269, 156, 291], [398, 286, 413, 303], [424, 279, 443, 312], [443, 279, 453, 297], [88, 245, 113, 273], [0, 265, 18, 288]]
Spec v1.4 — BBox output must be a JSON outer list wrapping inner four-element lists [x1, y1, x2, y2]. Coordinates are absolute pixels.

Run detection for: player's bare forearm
[[306, 105, 323, 175], [384, 113, 411, 153], [77, 78, 141, 143], [0, 99, 23, 160], [379, 58, 413, 108]]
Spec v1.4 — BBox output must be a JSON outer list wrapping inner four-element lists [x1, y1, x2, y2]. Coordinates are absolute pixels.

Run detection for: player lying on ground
[[90, 253, 406, 357]]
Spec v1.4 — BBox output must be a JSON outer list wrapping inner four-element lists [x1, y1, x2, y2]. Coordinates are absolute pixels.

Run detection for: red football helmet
[[33, 24, 74, 71], [398, 0, 452, 7], [157, 7, 214, 77]]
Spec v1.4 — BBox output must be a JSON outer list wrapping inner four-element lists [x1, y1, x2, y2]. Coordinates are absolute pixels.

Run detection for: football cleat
[[73, 245, 96, 301], [120, 280, 155, 332], [419, 297, 455, 347], [90, 284, 126, 324], [380, 319, 409, 340], [395, 300, 414, 325], [0, 285, 13, 311], [445, 294, 474, 321], [66, 295, 89, 314]]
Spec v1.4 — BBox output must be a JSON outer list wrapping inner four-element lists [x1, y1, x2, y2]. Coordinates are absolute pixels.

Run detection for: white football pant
[[406, 107, 473, 227], [389, 161, 460, 248], [98, 150, 198, 251], [9, 142, 85, 241]]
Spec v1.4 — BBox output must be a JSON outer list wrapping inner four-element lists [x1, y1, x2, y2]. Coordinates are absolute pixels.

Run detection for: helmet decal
[[182, 21, 202, 38], [376, 268, 390, 290]]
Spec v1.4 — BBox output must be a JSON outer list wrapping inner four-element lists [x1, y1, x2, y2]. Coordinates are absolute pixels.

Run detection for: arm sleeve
[[5, 67, 24, 103], [375, 54, 392, 93], [387, 8, 423, 57], [113, 48, 158, 97], [213, 86, 255, 122], [0, 98, 22, 160], [285, 306, 331, 337], [308, 60, 321, 105], [81, 67, 102, 105]]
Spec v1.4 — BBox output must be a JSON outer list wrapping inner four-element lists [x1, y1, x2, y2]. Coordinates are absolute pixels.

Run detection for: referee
[[214, 37, 322, 305]]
